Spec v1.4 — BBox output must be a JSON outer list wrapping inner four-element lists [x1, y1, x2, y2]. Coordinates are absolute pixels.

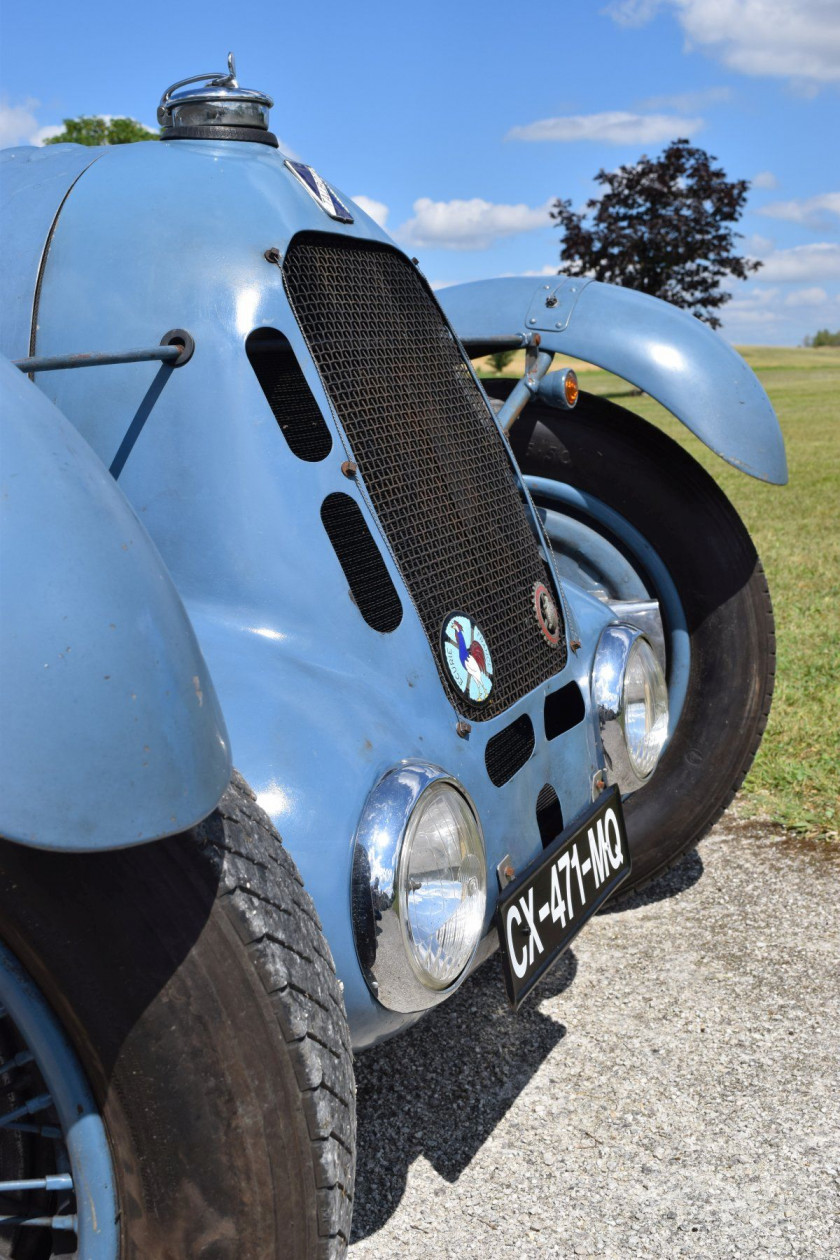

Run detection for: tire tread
[[195, 771, 355, 1255]]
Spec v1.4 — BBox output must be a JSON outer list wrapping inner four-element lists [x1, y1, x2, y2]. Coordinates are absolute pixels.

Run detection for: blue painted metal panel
[[0, 145, 106, 361], [2, 140, 619, 1046], [440, 276, 788, 485], [0, 355, 231, 850]]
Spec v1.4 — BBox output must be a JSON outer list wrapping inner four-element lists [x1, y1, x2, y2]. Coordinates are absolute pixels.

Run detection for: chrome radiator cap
[[158, 53, 277, 145]]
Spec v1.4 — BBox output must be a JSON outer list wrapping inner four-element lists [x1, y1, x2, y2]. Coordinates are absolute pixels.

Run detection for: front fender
[[440, 276, 787, 485], [0, 356, 231, 850]]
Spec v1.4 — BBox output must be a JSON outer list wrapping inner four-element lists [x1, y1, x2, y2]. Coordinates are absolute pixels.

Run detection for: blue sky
[[1, 0, 838, 344]]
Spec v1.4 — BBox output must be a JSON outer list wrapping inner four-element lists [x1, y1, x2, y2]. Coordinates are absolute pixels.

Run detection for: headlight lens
[[592, 624, 670, 794], [622, 635, 669, 778], [398, 782, 486, 989]]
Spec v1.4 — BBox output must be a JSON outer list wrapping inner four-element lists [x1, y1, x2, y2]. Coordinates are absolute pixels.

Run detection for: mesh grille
[[485, 715, 535, 787], [283, 233, 566, 718], [321, 493, 403, 633], [246, 328, 332, 461], [536, 783, 564, 847]]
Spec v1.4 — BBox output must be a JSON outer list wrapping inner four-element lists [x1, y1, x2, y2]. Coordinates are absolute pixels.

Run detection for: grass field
[[476, 346, 840, 838]]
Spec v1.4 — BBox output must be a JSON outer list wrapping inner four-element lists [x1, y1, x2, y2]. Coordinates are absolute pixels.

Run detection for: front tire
[[496, 384, 776, 891], [0, 772, 355, 1258]]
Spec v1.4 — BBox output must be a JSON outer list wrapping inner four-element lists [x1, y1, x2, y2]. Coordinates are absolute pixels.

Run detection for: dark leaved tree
[[551, 138, 761, 328], [45, 116, 159, 145]]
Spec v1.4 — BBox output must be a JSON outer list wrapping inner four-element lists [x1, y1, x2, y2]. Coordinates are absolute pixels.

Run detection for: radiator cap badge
[[441, 613, 494, 706], [285, 161, 354, 224], [533, 582, 561, 645]]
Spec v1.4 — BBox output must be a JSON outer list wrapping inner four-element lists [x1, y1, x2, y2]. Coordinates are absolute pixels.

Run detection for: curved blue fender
[[0, 355, 232, 850], [439, 276, 787, 485]]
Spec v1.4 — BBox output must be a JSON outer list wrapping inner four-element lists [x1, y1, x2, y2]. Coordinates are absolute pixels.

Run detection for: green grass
[[476, 346, 840, 838]]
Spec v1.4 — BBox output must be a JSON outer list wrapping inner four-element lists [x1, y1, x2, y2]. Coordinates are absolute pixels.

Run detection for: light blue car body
[[0, 137, 785, 1046]]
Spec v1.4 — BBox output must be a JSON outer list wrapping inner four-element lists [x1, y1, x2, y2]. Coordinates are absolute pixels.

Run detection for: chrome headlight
[[592, 624, 669, 793], [351, 763, 486, 1013]]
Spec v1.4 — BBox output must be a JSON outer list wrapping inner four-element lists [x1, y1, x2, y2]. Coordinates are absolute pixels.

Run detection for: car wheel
[[491, 382, 776, 892], [0, 771, 355, 1258]]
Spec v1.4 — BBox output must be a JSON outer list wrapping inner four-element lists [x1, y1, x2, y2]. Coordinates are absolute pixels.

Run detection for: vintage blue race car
[[0, 56, 784, 1258]]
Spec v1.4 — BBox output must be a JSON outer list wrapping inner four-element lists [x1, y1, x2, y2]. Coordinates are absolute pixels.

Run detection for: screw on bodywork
[[546, 295, 558, 308], [496, 856, 516, 889], [264, 247, 282, 265], [570, 639, 581, 652], [455, 720, 472, 739], [341, 460, 358, 478]]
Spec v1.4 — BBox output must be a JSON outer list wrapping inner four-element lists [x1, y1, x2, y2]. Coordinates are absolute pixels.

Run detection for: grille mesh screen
[[485, 715, 536, 787], [321, 493, 403, 633], [283, 233, 566, 718], [246, 328, 332, 461]]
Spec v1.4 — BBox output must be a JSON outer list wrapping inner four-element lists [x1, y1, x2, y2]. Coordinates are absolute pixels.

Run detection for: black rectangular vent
[[321, 493, 403, 633], [485, 714, 535, 787], [544, 682, 586, 741], [536, 783, 564, 847], [283, 233, 566, 719], [246, 327, 332, 462]]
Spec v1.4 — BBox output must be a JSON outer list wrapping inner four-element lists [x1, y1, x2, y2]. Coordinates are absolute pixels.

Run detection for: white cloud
[[743, 232, 776, 256], [32, 124, 64, 144], [758, 242, 840, 282], [351, 195, 389, 228], [783, 286, 829, 307], [758, 192, 840, 229], [507, 111, 703, 144], [0, 103, 163, 150], [606, 1, 840, 84], [720, 286, 783, 323], [752, 171, 778, 190], [397, 197, 551, 251], [638, 86, 731, 110], [0, 99, 45, 147]]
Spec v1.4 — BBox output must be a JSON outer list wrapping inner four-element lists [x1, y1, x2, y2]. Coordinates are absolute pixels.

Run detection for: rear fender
[[0, 356, 231, 850], [440, 276, 787, 485]]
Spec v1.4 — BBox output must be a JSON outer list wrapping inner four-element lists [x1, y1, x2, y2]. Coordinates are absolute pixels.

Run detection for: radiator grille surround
[[283, 233, 567, 717]]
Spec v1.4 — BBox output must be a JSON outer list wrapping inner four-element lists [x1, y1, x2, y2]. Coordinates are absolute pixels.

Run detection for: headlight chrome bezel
[[351, 762, 486, 1013], [592, 623, 669, 794]]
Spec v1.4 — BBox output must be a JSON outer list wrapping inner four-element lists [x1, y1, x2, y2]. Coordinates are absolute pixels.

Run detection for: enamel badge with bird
[[441, 613, 494, 707]]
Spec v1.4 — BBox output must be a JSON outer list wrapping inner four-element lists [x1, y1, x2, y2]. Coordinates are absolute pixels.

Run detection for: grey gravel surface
[[349, 816, 839, 1258]]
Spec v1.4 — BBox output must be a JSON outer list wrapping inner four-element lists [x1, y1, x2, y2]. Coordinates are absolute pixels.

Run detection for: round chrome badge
[[533, 582, 561, 645], [441, 613, 494, 706]]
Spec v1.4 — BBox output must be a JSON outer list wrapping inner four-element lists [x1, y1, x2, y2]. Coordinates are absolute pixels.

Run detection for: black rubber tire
[[493, 382, 776, 891], [0, 771, 355, 1258]]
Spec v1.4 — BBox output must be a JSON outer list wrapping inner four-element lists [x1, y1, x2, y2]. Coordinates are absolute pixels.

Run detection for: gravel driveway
[[350, 816, 839, 1258]]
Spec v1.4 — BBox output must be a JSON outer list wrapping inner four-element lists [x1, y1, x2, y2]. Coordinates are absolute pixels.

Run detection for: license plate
[[496, 787, 630, 1008]]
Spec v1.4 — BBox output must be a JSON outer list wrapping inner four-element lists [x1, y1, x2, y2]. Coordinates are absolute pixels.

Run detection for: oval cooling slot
[[536, 783, 564, 848], [321, 493, 403, 633], [544, 682, 586, 741], [246, 327, 332, 461], [485, 714, 535, 787]]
